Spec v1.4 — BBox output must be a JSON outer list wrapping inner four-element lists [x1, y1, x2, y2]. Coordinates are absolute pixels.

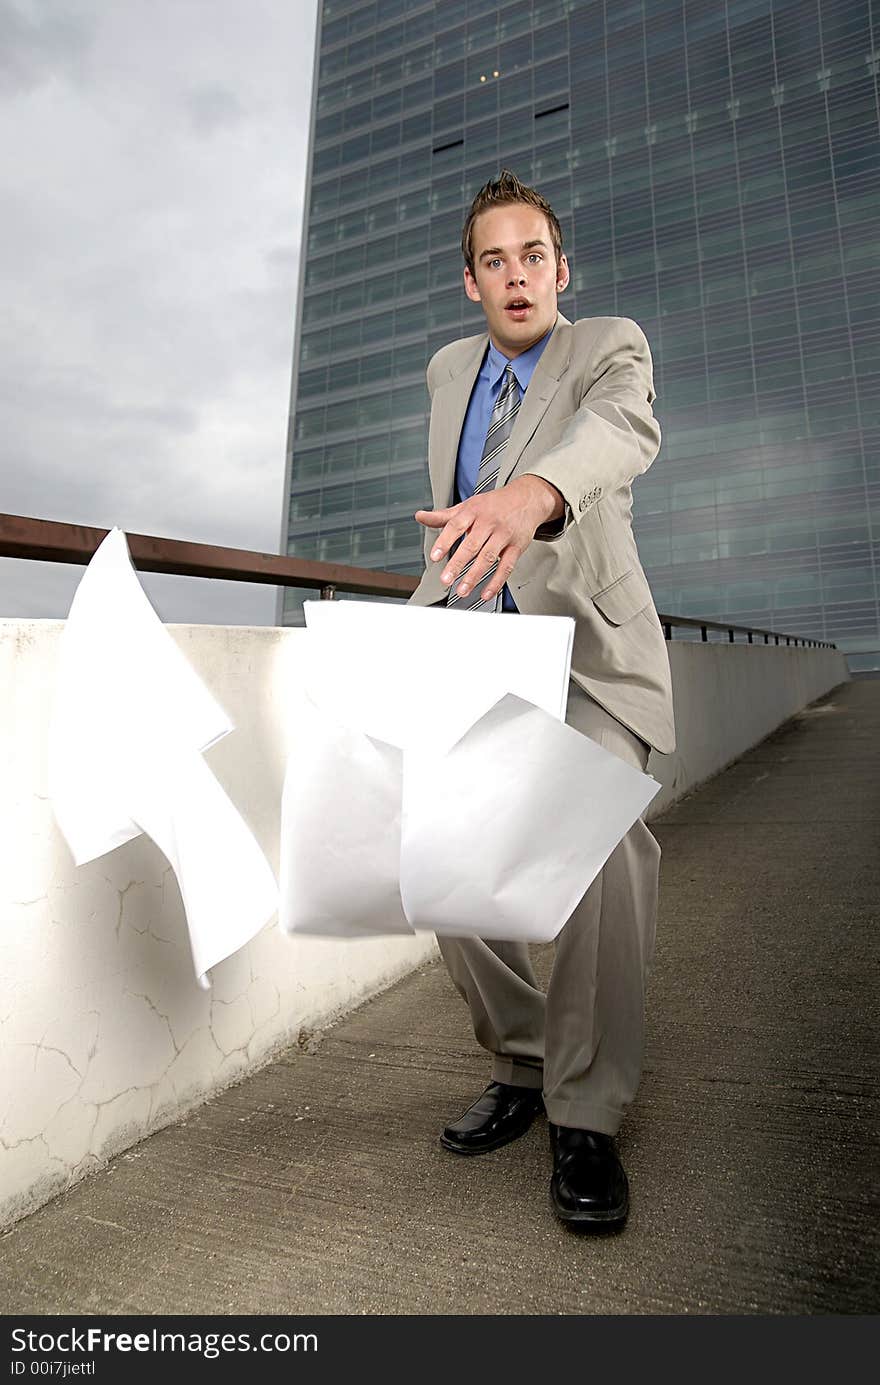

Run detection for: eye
[[527, 253, 543, 263], [488, 258, 502, 269]]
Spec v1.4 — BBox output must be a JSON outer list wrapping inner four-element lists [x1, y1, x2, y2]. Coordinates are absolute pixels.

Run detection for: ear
[[464, 266, 481, 303], [556, 253, 570, 293]]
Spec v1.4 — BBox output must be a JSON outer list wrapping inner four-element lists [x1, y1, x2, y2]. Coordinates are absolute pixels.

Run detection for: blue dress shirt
[[454, 327, 554, 612]]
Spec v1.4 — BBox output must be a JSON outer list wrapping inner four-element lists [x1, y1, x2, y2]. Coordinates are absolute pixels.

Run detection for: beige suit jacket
[[408, 311, 676, 755]]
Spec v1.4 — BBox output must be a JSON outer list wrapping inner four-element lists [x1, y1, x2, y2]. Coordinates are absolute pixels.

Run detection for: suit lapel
[[428, 335, 487, 508], [500, 312, 573, 485], [428, 311, 574, 505]]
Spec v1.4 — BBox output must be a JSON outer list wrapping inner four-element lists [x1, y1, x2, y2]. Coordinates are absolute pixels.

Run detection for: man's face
[[463, 202, 569, 358]]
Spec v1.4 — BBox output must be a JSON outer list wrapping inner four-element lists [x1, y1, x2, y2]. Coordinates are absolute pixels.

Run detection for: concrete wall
[[646, 641, 850, 816], [0, 620, 436, 1230], [0, 619, 848, 1228]]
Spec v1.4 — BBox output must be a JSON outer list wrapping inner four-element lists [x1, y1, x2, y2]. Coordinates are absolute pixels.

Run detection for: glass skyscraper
[[282, 0, 879, 670]]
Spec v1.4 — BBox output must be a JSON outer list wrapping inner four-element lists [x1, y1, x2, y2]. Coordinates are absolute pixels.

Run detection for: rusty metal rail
[[0, 512, 415, 601], [0, 512, 836, 648]]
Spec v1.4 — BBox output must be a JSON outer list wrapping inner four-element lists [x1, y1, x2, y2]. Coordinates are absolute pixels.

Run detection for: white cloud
[[0, 0, 95, 97], [0, 0, 318, 624]]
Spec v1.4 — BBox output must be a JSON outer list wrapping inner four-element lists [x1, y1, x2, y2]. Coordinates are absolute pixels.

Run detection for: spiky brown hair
[[461, 168, 564, 276]]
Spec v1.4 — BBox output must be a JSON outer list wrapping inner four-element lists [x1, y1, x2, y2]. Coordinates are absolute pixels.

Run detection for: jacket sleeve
[[521, 317, 661, 536], [425, 345, 450, 403], [418, 350, 446, 572]]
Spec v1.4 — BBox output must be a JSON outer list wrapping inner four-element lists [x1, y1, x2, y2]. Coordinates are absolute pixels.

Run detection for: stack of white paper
[[49, 529, 278, 987], [280, 600, 659, 943]]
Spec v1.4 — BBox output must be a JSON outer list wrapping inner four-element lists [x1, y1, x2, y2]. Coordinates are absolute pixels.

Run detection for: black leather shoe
[[440, 1081, 544, 1155], [549, 1123, 629, 1229]]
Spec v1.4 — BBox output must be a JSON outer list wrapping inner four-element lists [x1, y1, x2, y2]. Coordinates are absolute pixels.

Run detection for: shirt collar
[[485, 324, 555, 393]]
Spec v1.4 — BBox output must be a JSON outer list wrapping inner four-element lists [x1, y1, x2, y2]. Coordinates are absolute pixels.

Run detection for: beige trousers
[[437, 681, 661, 1136]]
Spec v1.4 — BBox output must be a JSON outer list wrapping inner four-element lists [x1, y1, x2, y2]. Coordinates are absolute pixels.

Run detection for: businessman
[[408, 170, 675, 1230]]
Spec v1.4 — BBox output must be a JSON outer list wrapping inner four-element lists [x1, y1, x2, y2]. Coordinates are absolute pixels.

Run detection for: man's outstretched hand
[[415, 474, 564, 602]]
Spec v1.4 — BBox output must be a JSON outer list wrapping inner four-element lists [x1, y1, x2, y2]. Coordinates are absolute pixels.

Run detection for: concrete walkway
[[1, 678, 877, 1315]]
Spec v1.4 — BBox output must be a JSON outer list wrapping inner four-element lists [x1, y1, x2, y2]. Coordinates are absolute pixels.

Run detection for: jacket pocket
[[591, 567, 653, 626]]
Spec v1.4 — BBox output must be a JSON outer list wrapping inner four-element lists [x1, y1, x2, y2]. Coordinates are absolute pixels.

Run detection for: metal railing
[[0, 512, 410, 602], [0, 512, 836, 649], [659, 614, 833, 648]]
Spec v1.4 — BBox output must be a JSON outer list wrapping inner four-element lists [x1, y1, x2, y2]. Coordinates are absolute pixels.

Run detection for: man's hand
[[415, 475, 564, 602]]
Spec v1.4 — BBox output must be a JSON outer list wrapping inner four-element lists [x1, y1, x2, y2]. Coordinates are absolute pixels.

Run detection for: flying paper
[[280, 690, 412, 938], [301, 596, 574, 753], [280, 600, 660, 942], [49, 528, 278, 986], [401, 693, 659, 941]]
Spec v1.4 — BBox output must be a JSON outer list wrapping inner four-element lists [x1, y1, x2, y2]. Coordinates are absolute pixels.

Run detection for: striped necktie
[[448, 363, 521, 613]]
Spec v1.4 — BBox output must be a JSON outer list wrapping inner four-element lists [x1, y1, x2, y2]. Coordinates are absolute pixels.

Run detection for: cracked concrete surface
[[0, 677, 876, 1315], [0, 620, 437, 1228]]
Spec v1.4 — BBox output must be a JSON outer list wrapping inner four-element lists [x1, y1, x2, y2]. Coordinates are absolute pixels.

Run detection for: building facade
[[282, 0, 880, 670]]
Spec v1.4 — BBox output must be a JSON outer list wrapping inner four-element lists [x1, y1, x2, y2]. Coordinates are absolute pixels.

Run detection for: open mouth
[[505, 298, 532, 318]]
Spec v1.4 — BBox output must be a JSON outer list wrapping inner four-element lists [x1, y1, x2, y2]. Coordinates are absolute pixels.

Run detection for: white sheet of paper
[[49, 528, 278, 986], [302, 599, 575, 753], [125, 751, 280, 980], [279, 691, 413, 938], [280, 602, 659, 944], [50, 528, 232, 865], [400, 694, 661, 942]]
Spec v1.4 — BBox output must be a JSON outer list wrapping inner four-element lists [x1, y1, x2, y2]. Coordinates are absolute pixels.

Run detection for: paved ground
[[1, 677, 877, 1315]]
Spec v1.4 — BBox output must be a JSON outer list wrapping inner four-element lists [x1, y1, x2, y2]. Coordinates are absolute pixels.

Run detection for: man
[[408, 170, 675, 1231]]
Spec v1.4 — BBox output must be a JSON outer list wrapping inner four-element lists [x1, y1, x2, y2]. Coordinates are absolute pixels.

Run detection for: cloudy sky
[[0, 0, 319, 624]]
